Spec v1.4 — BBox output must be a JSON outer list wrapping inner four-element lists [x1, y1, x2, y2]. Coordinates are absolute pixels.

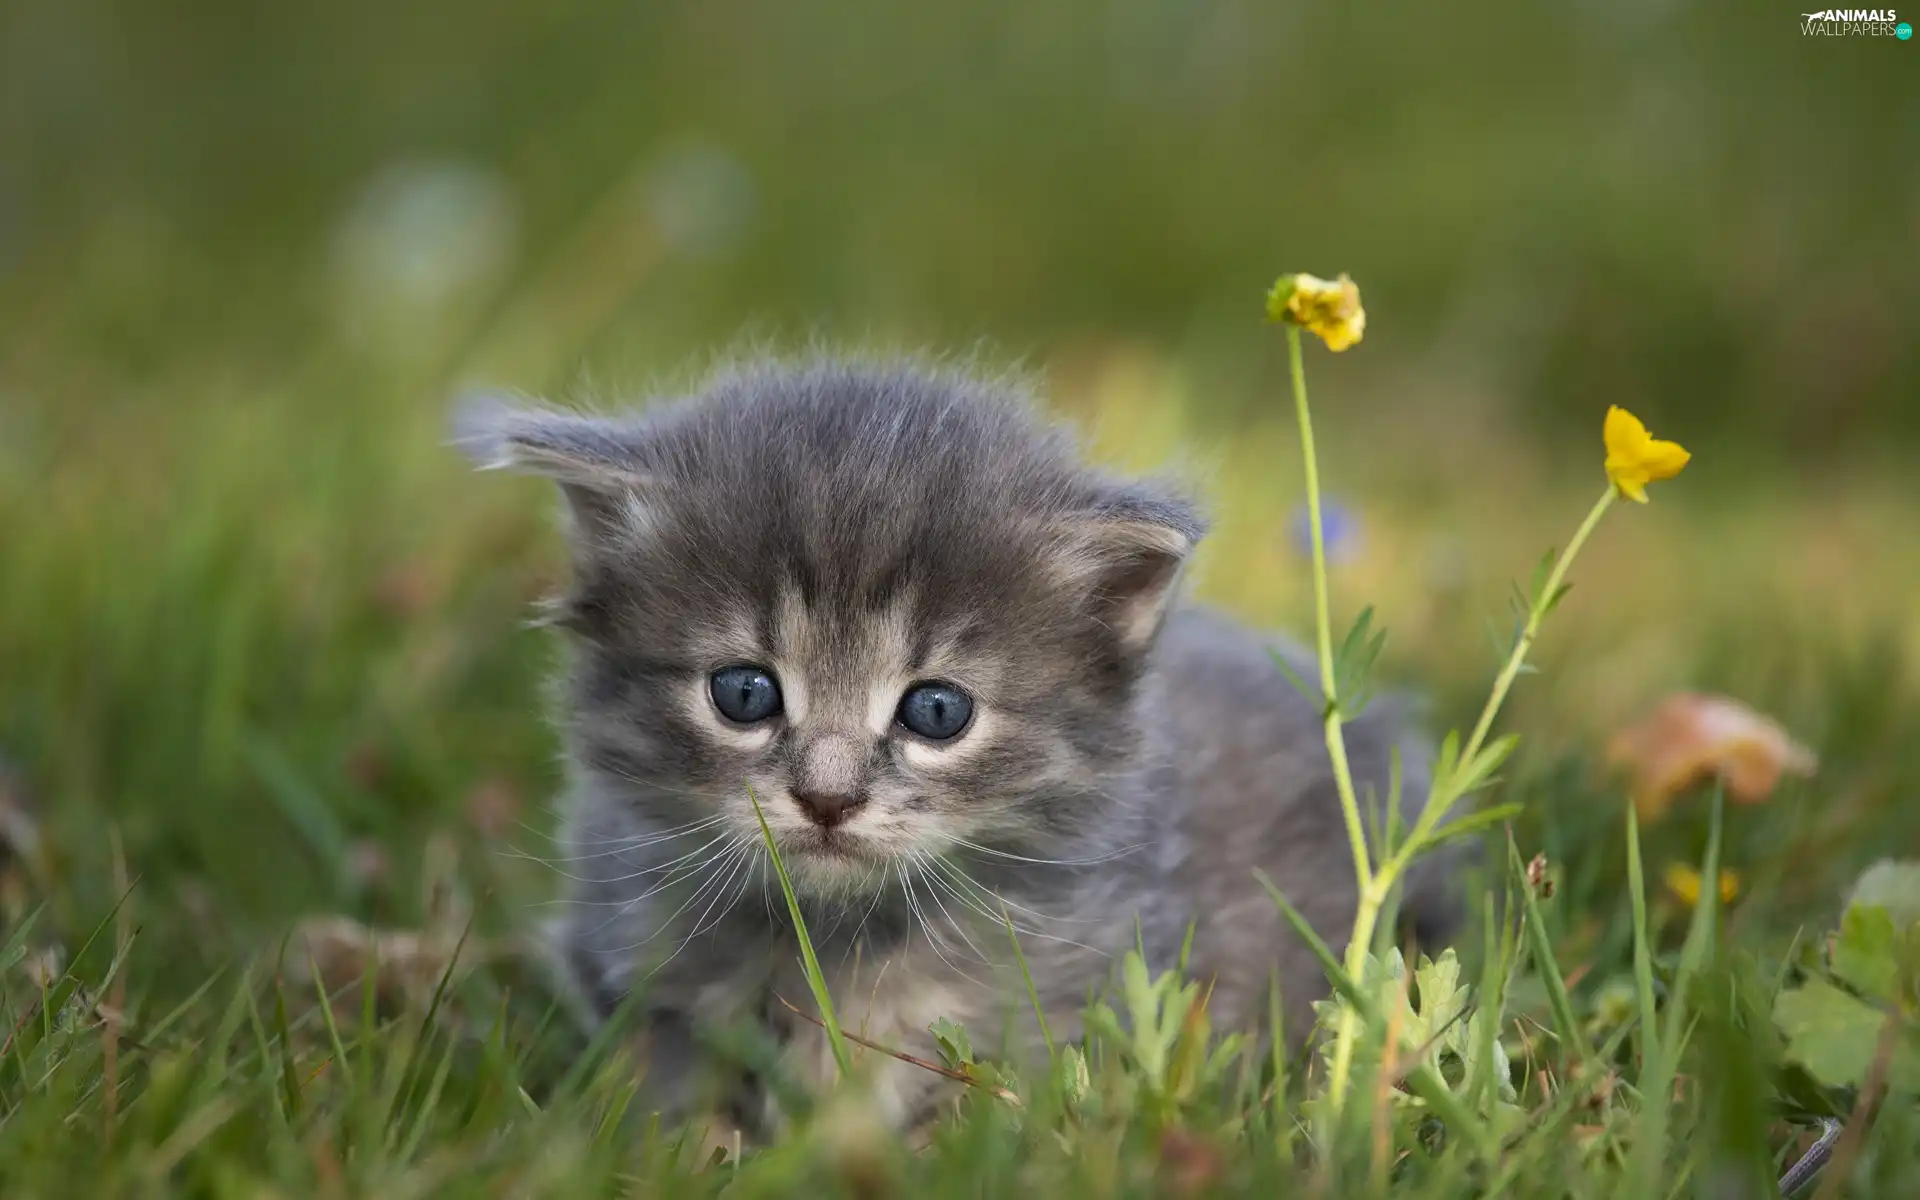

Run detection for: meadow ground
[[3, 320, 1920, 1195]]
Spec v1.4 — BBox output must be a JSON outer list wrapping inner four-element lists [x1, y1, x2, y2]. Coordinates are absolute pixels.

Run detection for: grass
[[3, 311, 1920, 1194], [4, 333, 1920, 1195]]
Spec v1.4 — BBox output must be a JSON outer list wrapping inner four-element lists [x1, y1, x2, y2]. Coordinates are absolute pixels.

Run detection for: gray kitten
[[455, 358, 1457, 1137]]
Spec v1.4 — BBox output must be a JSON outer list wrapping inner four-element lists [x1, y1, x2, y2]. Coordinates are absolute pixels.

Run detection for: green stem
[[1387, 485, 1617, 874], [1458, 487, 1616, 768], [1288, 326, 1371, 893], [1287, 324, 1375, 1112]]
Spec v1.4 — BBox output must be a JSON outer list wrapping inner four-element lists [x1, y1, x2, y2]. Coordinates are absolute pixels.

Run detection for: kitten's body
[[457, 359, 1454, 1135]]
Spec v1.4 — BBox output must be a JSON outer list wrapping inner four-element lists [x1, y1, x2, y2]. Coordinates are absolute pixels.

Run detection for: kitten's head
[[456, 360, 1206, 898]]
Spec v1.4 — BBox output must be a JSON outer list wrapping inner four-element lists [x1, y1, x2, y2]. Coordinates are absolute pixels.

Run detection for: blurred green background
[[1, 0, 1916, 982]]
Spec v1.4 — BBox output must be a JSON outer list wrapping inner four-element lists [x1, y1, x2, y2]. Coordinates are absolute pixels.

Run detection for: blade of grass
[[1000, 903, 1054, 1062], [270, 974, 305, 1120], [744, 783, 850, 1078], [1509, 833, 1592, 1076], [1625, 805, 1662, 1076]]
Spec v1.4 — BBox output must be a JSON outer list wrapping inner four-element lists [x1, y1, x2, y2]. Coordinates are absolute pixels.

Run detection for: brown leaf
[[1607, 692, 1816, 818]]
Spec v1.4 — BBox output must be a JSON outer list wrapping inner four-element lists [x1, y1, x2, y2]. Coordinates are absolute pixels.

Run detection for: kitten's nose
[[792, 790, 864, 828]]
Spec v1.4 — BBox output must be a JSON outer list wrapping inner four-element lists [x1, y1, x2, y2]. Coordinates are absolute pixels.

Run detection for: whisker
[[910, 852, 993, 966], [896, 861, 985, 987], [929, 852, 1103, 925], [644, 845, 759, 978], [522, 830, 736, 888], [609, 839, 754, 953], [949, 837, 1146, 868], [922, 855, 1110, 957], [578, 837, 744, 938], [502, 816, 729, 867], [837, 861, 895, 968]]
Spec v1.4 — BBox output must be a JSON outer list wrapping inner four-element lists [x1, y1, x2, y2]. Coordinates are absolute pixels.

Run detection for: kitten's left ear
[[449, 392, 656, 544], [1055, 485, 1208, 656]]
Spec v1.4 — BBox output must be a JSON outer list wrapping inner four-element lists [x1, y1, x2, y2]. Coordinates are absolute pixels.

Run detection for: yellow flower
[[1603, 406, 1690, 503], [1664, 862, 1740, 907], [1266, 273, 1366, 352]]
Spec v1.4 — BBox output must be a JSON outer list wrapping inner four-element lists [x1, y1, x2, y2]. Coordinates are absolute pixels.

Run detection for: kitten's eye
[[896, 682, 973, 741], [709, 665, 783, 724]]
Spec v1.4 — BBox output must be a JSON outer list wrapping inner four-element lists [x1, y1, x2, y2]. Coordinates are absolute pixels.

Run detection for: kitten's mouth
[[782, 825, 876, 865]]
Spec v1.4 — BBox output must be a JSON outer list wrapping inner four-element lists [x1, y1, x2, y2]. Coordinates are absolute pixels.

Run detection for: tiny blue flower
[[1289, 500, 1361, 563]]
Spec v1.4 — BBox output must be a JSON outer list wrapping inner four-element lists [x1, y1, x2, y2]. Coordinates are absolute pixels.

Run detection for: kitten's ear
[[1054, 486, 1208, 656], [450, 393, 655, 542]]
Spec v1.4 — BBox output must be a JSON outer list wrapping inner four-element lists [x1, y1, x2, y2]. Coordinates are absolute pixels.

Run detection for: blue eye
[[709, 666, 783, 724], [896, 682, 973, 741]]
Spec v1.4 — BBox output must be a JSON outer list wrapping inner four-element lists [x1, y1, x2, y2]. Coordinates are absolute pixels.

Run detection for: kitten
[[455, 358, 1457, 1137]]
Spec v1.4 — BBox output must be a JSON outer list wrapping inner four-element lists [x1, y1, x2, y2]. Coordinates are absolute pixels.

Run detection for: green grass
[[4, 5, 1920, 1185], [6, 317, 1920, 1195], [4, 338, 1920, 1194]]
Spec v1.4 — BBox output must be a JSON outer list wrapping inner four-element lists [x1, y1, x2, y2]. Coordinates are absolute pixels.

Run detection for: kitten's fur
[[456, 358, 1457, 1136]]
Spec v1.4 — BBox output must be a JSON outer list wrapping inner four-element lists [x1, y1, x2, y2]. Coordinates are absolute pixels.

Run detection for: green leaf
[[1408, 951, 1468, 1048], [1449, 734, 1520, 798], [1333, 606, 1388, 718], [1527, 548, 1557, 609], [1267, 646, 1324, 710], [1416, 803, 1523, 857], [929, 1017, 974, 1069], [1264, 275, 1298, 321], [1434, 730, 1462, 789], [1832, 905, 1902, 1004], [1774, 978, 1920, 1091]]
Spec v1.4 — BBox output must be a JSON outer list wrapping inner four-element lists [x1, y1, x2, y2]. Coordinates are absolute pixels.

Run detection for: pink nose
[[793, 790, 863, 828]]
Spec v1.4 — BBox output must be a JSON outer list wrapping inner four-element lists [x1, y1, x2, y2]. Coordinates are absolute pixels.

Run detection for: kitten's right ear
[[450, 393, 655, 542]]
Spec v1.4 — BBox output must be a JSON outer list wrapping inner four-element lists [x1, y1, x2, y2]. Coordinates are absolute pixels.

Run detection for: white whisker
[[525, 830, 735, 888], [923, 854, 1109, 957], [910, 852, 992, 966], [950, 836, 1145, 868]]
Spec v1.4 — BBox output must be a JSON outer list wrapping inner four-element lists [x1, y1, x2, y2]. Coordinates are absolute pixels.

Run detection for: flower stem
[[1287, 324, 1375, 1112], [1459, 487, 1615, 767], [1387, 486, 1616, 873], [1287, 326, 1372, 894]]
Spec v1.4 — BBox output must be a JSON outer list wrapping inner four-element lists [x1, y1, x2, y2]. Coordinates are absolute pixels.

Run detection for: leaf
[[1831, 905, 1901, 1004], [1527, 548, 1557, 609], [1774, 977, 1920, 1091], [1263, 275, 1298, 321], [1433, 730, 1462, 791], [1607, 692, 1817, 818], [1417, 803, 1523, 856], [1408, 951, 1468, 1048], [1055, 1044, 1091, 1107], [929, 1017, 974, 1070], [1448, 734, 1520, 799], [1267, 647, 1324, 711], [1333, 606, 1388, 718]]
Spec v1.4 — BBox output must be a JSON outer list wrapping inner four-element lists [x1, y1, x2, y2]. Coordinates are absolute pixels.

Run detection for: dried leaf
[[1607, 692, 1816, 818]]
